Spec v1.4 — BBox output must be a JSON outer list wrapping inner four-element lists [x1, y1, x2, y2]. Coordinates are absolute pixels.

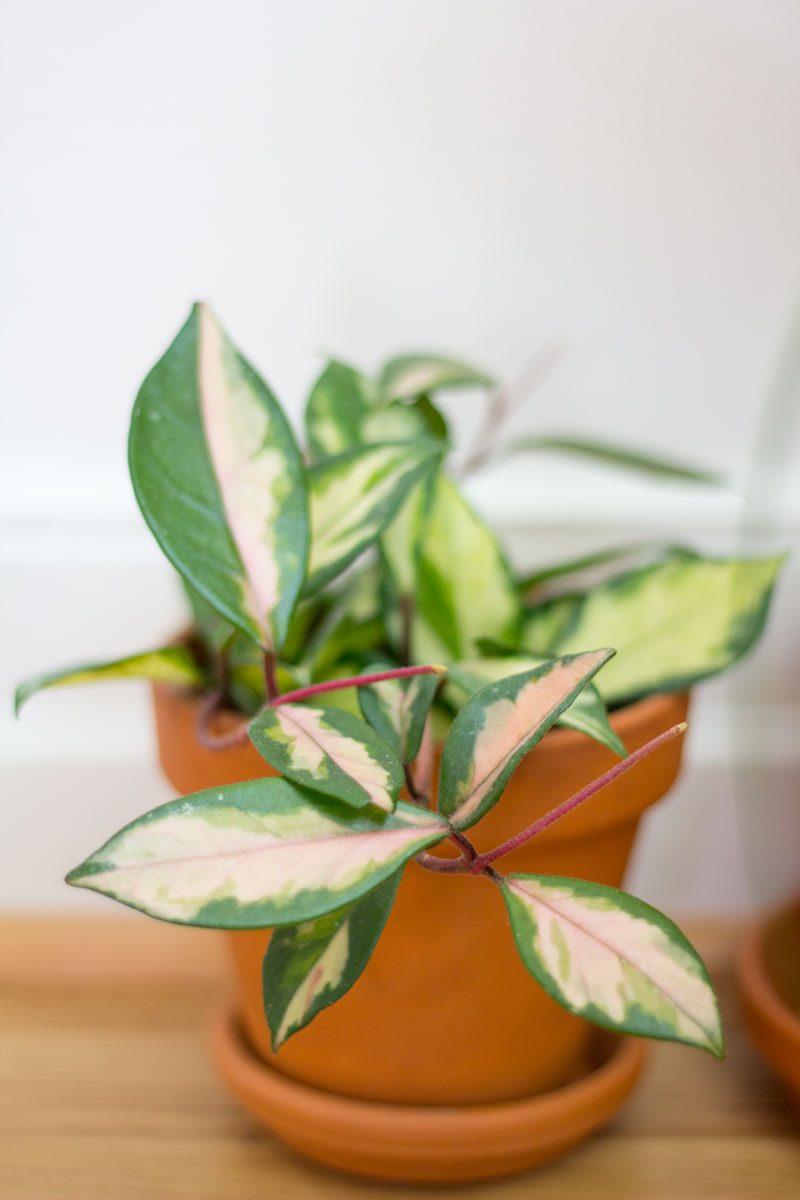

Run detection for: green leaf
[[358, 662, 444, 763], [263, 872, 400, 1049], [14, 646, 205, 716], [182, 579, 238, 654], [446, 658, 626, 758], [305, 441, 441, 594], [507, 435, 721, 486], [438, 649, 614, 830], [361, 397, 447, 445], [303, 569, 387, 682], [380, 354, 494, 402], [305, 360, 380, 461], [412, 475, 522, 661], [520, 594, 588, 656], [67, 779, 447, 928], [129, 303, 308, 652], [501, 874, 724, 1057], [555, 554, 785, 704], [380, 474, 436, 601], [250, 703, 404, 813]]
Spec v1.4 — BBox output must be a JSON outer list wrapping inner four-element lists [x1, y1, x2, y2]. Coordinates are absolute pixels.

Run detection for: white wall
[[3, 0, 800, 913]]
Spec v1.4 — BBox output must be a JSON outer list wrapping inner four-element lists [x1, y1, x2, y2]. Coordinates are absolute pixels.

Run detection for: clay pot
[[738, 896, 800, 1107], [153, 683, 688, 1179]]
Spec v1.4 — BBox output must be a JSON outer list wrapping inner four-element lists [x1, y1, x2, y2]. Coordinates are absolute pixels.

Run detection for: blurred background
[[3, 0, 799, 914]]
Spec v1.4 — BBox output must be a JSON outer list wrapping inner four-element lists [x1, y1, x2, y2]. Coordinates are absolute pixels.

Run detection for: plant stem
[[415, 850, 470, 874], [271, 664, 445, 707], [458, 341, 566, 478], [403, 762, 425, 803], [471, 722, 688, 870], [449, 827, 478, 862], [263, 651, 279, 702], [195, 690, 251, 751]]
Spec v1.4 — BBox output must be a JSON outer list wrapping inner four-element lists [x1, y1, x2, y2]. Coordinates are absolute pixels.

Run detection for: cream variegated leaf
[[555, 555, 785, 704], [438, 650, 614, 830], [67, 779, 446, 928], [358, 662, 444, 763], [446, 658, 626, 758], [250, 703, 404, 813], [413, 475, 522, 662], [263, 872, 401, 1049], [502, 875, 724, 1056], [129, 303, 308, 652], [380, 354, 494, 402], [14, 646, 205, 715], [305, 360, 380, 461], [305, 442, 441, 594]]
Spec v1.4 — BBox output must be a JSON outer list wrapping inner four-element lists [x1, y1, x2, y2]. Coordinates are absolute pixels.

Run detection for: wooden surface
[[1, 917, 798, 1199]]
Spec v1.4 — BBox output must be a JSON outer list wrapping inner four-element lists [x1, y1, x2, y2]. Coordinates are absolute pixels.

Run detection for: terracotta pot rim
[[737, 896, 800, 1052], [161, 680, 688, 755], [210, 999, 646, 1178]]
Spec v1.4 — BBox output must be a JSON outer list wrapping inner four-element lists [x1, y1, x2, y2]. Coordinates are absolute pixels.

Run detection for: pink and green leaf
[[14, 646, 205, 716], [249, 703, 404, 813], [66, 779, 446, 928], [129, 303, 308, 652], [438, 649, 614, 830], [379, 354, 494, 402], [446, 658, 626, 759], [263, 872, 401, 1050], [358, 661, 444, 763], [501, 874, 724, 1056], [305, 441, 441, 594]]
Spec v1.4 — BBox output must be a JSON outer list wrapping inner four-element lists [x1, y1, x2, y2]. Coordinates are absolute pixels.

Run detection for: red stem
[[195, 690, 251, 750], [471, 722, 687, 871], [271, 664, 445, 708], [195, 664, 446, 752], [263, 651, 279, 701]]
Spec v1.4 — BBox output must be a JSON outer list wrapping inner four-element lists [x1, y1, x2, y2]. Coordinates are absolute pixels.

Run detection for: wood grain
[[1, 917, 798, 1199]]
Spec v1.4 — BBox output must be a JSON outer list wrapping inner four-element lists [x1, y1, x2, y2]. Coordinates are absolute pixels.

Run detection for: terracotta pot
[[153, 683, 688, 1178], [737, 895, 800, 1108]]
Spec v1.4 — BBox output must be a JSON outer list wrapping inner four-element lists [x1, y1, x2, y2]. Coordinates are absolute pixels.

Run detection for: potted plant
[[16, 304, 784, 1182]]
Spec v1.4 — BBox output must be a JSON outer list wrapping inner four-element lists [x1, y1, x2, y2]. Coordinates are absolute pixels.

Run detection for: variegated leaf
[[129, 303, 308, 651], [501, 874, 724, 1056], [67, 779, 446, 928], [446, 658, 626, 758], [438, 650, 614, 830], [517, 543, 698, 595], [264, 872, 400, 1049], [521, 594, 590, 655], [14, 646, 205, 715], [555, 554, 785, 704], [250, 703, 404, 813], [305, 360, 380, 461], [305, 441, 440, 593], [358, 662, 444, 763], [413, 475, 522, 662], [380, 354, 494, 402], [303, 568, 386, 683], [381, 475, 436, 599]]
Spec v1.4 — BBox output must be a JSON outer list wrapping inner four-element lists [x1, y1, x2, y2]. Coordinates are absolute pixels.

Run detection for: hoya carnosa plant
[[15, 307, 783, 741], [66, 649, 723, 1058], [15, 305, 730, 1057]]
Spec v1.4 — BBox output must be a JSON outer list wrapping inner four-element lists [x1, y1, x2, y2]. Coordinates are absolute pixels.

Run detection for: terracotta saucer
[[209, 1000, 646, 1183], [737, 897, 800, 1107]]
